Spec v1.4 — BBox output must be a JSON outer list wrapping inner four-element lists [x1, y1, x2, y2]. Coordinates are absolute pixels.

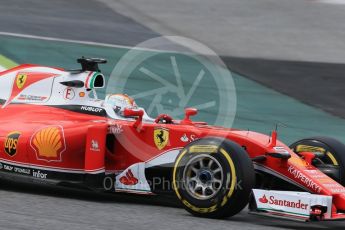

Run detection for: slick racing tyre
[[172, 137, 255, 218], [290, 136, 345, 186]]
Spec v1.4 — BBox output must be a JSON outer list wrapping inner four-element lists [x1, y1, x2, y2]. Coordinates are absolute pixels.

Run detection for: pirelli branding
[[189, 145, 218, 154], [4, 131, 21, 157]]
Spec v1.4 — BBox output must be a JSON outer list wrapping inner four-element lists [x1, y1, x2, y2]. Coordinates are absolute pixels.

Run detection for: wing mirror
[[123, 108, 144, 131], [181, 108, 198, 125]]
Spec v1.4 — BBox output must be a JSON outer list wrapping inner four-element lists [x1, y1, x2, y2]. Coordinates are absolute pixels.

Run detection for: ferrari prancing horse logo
[[154, 128, 169, 150], [16, 73, 27, 89]]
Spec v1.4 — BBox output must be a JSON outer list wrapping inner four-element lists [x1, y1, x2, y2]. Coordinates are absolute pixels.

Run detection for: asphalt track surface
[[0, 0, 158, 46], [99, 0, 345, 63], [0, 178, 344, 230], [223, 57, 345, 119], [1, 0, 345, 229]]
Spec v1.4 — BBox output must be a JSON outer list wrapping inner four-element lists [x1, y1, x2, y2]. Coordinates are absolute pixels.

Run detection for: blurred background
[[1, 1, 345, 229]]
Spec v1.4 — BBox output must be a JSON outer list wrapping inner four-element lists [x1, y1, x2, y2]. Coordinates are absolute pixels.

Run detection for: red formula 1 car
[[1, 57, 345, 221]]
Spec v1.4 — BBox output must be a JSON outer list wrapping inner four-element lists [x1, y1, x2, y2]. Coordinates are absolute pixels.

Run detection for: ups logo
[[4, 131, 21, 157]]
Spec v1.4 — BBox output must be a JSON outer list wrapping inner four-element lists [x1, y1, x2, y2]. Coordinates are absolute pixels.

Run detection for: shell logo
[[31, 126, 66, 162]]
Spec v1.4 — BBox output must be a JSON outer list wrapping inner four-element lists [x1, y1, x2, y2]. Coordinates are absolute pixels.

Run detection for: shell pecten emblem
[[31, 126, 66, 162]]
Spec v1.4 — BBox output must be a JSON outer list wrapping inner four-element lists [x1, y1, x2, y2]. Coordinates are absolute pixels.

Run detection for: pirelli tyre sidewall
[[290, 136, 345, 185], [173, 137, 255, 218]]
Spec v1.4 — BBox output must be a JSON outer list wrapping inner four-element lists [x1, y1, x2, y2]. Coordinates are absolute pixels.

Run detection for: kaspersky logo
[[258, 194, 308, 210]]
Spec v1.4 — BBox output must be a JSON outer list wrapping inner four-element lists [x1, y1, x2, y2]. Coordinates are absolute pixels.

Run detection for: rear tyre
[[290, 136, 345, 185], [172, 137, 255, 218]]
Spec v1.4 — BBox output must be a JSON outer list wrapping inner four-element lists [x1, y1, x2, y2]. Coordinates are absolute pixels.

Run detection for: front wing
[[250, 189, 345, 221]]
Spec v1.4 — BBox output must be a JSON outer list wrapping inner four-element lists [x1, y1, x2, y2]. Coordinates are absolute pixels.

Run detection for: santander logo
[[259, 195, 268, 203], [259, 194, 309, 210], [120, 169, 139, 186]]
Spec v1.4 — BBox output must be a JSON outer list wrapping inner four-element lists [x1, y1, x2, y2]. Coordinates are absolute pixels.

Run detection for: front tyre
[[172, 137, 255, 218], [291, 136, 345, 186]]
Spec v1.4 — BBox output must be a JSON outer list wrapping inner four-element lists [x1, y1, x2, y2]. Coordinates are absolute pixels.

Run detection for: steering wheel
[[155, 114, 174, 124]]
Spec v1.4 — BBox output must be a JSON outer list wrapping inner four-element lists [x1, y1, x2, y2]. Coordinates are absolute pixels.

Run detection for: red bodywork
[[0, 64, 345, 220]]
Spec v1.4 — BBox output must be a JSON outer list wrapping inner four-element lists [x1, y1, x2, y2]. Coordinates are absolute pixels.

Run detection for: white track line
[[316, 0, 345, 4], [0, 31, 163, 52]]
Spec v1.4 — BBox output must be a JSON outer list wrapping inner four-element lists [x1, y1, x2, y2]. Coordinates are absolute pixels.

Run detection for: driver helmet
[[104, 94, 137, 116]]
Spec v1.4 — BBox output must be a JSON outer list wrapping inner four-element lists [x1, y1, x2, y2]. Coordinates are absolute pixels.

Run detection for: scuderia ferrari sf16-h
[[1, 57, 345, 221]]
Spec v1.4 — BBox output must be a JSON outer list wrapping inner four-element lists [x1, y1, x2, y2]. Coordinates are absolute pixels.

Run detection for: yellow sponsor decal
[[4, 131, 21, 157], [154, 128, 169, 150], [16, 73, 27, 89], [31, 126, 66, 161]]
